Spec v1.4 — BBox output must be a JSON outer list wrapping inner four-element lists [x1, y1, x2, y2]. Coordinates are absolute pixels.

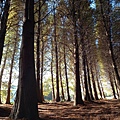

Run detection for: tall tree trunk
[[6, 40, 17, 104], [36, 0, 41, 103], [51, 40, 55, 101], [99, 0, 120, 85], [0, 0, 10, 65], [54, 2, 60, 102], [63, 41, 70, 101], [9, 0, 39, 119], [40, 37, 44, 102], [0, 44, 9, 104], [73, 0, 83, 105]]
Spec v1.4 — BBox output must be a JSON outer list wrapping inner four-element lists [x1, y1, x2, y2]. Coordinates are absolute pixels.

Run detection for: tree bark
[[9, 0, 39, 119]]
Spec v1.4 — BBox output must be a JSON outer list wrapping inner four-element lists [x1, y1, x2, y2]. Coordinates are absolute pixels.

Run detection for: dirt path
[[39, 99, 120, 120], [0, 99, 120, 120]]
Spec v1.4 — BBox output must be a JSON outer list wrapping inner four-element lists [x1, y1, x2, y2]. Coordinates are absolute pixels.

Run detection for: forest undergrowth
[[0, 99, 120, 120]]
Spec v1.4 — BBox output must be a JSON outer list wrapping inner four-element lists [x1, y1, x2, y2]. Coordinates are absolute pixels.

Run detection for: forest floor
[[0, 99, 120, 120]]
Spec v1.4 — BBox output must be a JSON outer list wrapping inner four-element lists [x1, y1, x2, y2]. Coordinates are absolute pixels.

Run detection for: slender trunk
[[54, 2, 60, 102], [51, 61, 55, 101], [64, 42, 70, 101], [40, 37, 44, 102], [6, 40, 17, 104], [0, 0, 10, 64], [59, 60, 65, 101], [51, 40, 55, 101], [109, 72, 117, 99], [99, 78, 105, 98], [36, 0, 41, 103], [0, 44, 9, 104], [114, 79, 119, 99]]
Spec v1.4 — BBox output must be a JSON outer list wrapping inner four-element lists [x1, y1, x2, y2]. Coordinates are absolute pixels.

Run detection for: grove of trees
[[0, 0, 120, 119]]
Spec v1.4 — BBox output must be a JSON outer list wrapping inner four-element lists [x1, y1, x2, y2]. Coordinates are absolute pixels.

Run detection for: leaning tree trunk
[[0, 0, 10, 65], [0, 44, 9, 104], [9, 0, 39, 119]]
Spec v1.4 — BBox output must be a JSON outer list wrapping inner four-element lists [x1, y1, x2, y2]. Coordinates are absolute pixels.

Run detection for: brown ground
[[0, 99, 120, 120]]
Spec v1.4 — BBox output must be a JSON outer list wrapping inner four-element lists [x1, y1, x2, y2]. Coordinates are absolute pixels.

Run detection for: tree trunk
[[99, 78, 105, 98], [9, 0, 39, 119], [51, 40, 55, 101], [54, 2, 60, 102], [94, 64, 103, 99], [36, 0, 41, 103], [40, 37, 44, 102], [82, 53, 91, 101], [59, 59, 65, 101], [86, 59, 94, 100], [6, 40, 17, 104], [90, 65, 99, 100], [73, 0, 83, 105], [63, 41, 70, 101], [0, 44, 9, 104], [0, 0, 10, 65], [109, 72, 117, 99]]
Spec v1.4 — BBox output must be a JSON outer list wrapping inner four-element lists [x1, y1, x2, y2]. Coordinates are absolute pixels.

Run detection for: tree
[[0, 0, 10, 64], [99, 0, 120, 85], [72, 0, 84, 105], [9, 0, 39, 119], [36, 0, 41, 103], [0, 44, 9, 103], [53, 1, 60, 102]]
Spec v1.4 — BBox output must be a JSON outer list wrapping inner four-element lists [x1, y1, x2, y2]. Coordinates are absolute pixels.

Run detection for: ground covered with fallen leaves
[[0, 99, 120, 120]]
